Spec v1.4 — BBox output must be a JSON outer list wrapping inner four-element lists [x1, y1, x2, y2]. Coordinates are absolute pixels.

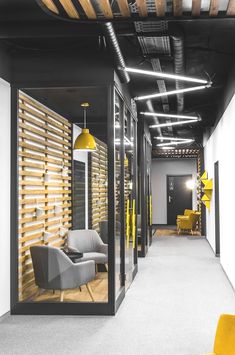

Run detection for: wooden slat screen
[[88, 138, 108, 232], [18, 91, 72, 301], [72, 160, 86, 229]]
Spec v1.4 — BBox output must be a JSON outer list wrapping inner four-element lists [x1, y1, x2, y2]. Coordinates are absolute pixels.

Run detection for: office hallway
[[0, 236, 235, 355]]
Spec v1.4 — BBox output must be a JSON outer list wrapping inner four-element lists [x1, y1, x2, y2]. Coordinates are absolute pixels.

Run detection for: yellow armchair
[[177, 211, 201, 235], [203, 314, 235, 355]]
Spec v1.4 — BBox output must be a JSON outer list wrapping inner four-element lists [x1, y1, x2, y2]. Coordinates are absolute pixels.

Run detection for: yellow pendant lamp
[[74, 102, 96, 151]]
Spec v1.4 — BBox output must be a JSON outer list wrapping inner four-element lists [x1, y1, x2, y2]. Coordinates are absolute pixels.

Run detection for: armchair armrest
[[98, 243, 108, 255], [73, 260, 95, 287]]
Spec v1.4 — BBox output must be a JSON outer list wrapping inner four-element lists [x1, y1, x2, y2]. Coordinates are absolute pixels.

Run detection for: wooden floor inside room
[[155, 227, 201, 237], [33, 272, 108, 303]]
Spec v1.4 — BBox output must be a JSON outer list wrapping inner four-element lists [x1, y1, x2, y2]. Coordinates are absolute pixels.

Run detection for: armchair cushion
[[67, 229, 108, 264], [80, 252, 107, 264]]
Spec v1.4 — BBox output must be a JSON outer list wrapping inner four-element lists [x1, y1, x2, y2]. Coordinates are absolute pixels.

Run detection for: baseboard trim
[[0, 311, 10, 321], [205, 238, 235, 294]]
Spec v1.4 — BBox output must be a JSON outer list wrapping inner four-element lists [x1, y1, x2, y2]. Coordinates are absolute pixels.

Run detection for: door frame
[[166, 174, 193, 225], [214, 161, 220, 257]]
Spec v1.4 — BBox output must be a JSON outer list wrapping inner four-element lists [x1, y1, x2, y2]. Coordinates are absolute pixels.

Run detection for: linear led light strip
[[149, 119, 199, 129], [140, 112, 199, 121], [154, 137, 195, 147], [122, 67, 209, 85], [135, 85, 211, 101]]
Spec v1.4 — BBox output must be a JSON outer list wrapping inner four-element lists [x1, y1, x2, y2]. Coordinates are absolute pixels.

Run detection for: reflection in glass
[[114, 91, 122, 296]]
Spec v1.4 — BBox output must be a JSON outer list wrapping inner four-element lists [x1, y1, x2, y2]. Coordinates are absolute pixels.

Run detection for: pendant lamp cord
[[84, 107, 87, 129]]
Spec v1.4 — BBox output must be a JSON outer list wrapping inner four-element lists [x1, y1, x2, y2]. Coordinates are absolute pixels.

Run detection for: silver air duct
[[103, 22, 130, 84]]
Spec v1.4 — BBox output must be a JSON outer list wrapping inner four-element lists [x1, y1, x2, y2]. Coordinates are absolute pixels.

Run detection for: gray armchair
[[30, 246, 96, 302], [67, 229, 108, 269]]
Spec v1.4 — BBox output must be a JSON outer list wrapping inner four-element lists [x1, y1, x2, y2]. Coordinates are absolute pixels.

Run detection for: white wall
[[151, 158, 197, 224], [0, 78, 11, 316], [73, 124, 88, 228], [204, 93, 235, 289]]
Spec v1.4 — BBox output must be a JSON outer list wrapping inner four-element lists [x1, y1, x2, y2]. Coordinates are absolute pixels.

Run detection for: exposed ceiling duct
[[170, 30, 185, 113], [103, 22, 130, 84]]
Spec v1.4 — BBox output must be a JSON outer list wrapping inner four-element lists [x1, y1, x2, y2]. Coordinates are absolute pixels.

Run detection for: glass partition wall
[[11, 82, 138, 315]]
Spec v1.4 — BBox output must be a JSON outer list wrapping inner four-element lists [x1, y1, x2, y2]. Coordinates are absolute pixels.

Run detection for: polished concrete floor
[[1, 236, 235, 355]]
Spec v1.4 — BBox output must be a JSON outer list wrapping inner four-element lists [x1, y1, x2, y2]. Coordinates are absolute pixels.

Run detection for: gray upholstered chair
[[30, 246, 96, 302], [67, 229, 108, 269]]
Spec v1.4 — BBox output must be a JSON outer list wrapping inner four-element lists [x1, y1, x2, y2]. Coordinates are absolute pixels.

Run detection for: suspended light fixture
[[135, 84, 211, 101], [121, 67, 209, 85], [149, 119, 199, 129], [154, 137, 194, 141], [74, 103, 96, 152], [140, 112, 200, 121], [156, 137, 195, 147]]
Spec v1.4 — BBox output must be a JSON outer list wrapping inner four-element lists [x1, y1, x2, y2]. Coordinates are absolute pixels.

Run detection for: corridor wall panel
[[204, 93, 235, 289], [18, 91, 72, 301], [0, 78, 11, 317]]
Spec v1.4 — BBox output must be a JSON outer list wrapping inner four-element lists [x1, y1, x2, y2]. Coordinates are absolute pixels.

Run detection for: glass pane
[[124, 108, 135, 288], [114, 91, 122, 296], [17, 87, 109, 304]]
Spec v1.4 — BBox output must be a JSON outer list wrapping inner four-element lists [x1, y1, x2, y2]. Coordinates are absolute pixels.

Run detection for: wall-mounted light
[[74, 103, 96, 152], [59, 227, 67, 237], [61, 165, 69, 177], [140, 112, 199, 121], [44, 172, 50, 182], [43, 231, 52, 243], [54, 205, 62, 214], [121, 66, 209, 85], [35, 207, 44, 218], [186, 179, 195, 190], [135, 84, 211, 101]]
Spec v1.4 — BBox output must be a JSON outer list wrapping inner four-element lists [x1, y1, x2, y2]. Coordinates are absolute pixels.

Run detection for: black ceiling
[[1, 0, 235, 148]]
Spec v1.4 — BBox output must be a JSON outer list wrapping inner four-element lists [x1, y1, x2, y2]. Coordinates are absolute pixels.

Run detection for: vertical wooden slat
[[117, 0, 131, 17], [136, 0, 148, 17], [59, 0, 80, 18], [42, 0, 59, 14], [209, 0, 219, 16], [78, 0, 97, 19], [227, 0, 235, 15], [155, 0, 165, 16], [99, 0, 114, 19], [192, 0, 201, 16], [173, 0, 183, 16]]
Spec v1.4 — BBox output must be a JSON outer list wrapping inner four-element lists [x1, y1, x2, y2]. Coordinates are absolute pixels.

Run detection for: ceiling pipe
[[103, 22, 130, 84], [170, 26, 185, 113]]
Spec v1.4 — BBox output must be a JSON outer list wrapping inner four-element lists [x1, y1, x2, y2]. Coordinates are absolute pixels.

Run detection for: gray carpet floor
[[1, 236, 235, 355]]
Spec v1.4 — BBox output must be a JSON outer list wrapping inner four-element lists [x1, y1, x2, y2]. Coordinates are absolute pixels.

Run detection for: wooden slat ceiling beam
[[155, 0, 165, 17], [136, 0, 148, 17], [78, 0, 97, 19], [192, 0, 201, 16], [117, 0, 131, 17], [42, 0, 59, 14], [59, 0, 80, 18], [209, 0, 219, 16], [227, 0, 235, 15], [173, 0, 183, 16], [99, 0, 114, 19]]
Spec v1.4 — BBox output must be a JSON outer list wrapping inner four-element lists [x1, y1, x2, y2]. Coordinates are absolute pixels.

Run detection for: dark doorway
[[214, 161, 220, 256], [167, 175, 193, 225]]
